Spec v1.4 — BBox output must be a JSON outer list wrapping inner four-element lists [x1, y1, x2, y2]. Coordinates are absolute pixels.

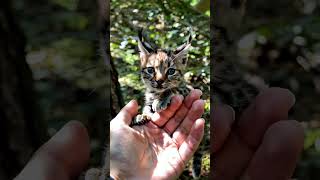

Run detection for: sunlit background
[[110, 0, 210, 179], [236, 0, 320, 179], [10, 0, 320, 179], [14, 0, 107, 168]]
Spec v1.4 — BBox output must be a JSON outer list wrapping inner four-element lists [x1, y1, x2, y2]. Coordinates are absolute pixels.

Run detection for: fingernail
[[172, 95, 183, 104], [224, 105, 235, 122], [199, 118, 205, 123], [52, 120, 87, 144], [288, 90, 296, 108], [178, 94, 184, 101], [199, 99, 205, 108], [194, 89, 203, 97], [129, 99, 137, 105]]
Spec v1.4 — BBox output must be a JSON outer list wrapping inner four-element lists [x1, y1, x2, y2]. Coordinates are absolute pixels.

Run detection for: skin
[[14, 121, 90, 180], [14, 88, 304, 180], [212, 87, 304, 180], [14, 89, 205, 180], [110, 89, 205, 180]]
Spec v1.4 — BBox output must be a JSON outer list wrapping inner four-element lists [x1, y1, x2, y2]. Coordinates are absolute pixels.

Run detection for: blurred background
[[1, 0, 320, 179], [221, 0, 320, 179], [239, 1, 320, 179], [1, 0, 107, 179], [110, 0, 210, 179]]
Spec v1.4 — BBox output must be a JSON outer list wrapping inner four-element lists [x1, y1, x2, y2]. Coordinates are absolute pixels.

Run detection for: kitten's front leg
[[130, 105, 152, 126], [152, 94, 173, 113]]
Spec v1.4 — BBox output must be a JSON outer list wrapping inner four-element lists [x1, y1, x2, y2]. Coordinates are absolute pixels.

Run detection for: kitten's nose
[[156, 80, 164, 86]]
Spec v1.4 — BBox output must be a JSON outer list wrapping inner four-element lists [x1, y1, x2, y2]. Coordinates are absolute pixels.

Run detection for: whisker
[[79, 65, 99, 73], [87, 87, 98, 96]]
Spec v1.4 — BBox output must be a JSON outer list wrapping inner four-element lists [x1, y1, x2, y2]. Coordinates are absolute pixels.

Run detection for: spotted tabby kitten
[[130, 30, 207, 179], [130, 30, 193, 126], [212, 25, 261, 117]]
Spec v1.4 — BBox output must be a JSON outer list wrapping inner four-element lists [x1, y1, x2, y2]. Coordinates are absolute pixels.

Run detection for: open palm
[[110, 90, 205, 180]]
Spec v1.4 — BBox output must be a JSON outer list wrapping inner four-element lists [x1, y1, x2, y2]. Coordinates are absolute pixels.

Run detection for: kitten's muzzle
[[156, 80, 164, 88]]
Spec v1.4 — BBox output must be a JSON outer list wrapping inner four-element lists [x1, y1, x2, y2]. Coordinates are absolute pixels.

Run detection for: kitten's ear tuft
[[138, 29, 153, 56], [173, 30, 193, 64], [188, 32, 193, 43]]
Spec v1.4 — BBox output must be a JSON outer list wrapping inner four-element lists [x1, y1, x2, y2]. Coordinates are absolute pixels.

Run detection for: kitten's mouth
[[151, 83, 163, 89], [151, 84, 167, 91]]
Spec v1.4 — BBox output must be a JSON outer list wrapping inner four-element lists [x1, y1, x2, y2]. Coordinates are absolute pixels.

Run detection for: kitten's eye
[[167, 68, 176, 75], [146, 67, 154, 74]]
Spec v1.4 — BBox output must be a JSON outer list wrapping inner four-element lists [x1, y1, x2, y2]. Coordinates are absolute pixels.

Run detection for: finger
[[184, 89, 203, 108], [212, 104, 235, 153], [212, 88, 296, 179], [237, 87, 296, 148], [212, 132, 254, 180], [178, 119, 205, 167], [172, 99, 205, 146], [15, 121, 90, 180], [152, 95, 183, 126], [114, 100, 139, 125], [164, 89, 202, 133], [243, 120, 304, 180]]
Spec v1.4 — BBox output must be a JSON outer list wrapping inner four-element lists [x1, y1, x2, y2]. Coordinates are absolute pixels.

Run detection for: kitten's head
[[137, 29, 192, 92]]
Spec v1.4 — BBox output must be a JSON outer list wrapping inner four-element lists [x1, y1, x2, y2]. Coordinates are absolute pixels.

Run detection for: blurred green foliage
[[14, 0, 107, 166], [11, 0, 320, 178], [237, 1, 320, 178], [111, 0, 210, 178]]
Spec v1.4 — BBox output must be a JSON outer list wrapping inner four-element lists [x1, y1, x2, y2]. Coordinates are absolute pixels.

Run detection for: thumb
[[114, 100, 139, 125], [15, 121, 90, 180]]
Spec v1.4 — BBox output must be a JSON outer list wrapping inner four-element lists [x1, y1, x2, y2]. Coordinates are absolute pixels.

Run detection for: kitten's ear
[[138, 29, 153, 57], [173, 31, 192, 65]]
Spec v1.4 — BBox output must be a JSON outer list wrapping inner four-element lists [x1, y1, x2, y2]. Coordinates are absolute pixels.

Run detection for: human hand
[[14, 121, 90, 180], [212, 87, 304, 179], [110, 89, 205, 180], [14, 89, 205, 180]]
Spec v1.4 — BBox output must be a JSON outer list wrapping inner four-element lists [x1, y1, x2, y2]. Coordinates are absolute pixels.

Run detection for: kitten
[[84, 26, 262, 180], [212, 25, 261, 117], [129, 29, 193, 126], [130, 29, 207, 179]]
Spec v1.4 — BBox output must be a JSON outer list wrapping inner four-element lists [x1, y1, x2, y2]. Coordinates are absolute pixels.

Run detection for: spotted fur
[[212, 25, 261, 117], [130, 30, 193, 126]]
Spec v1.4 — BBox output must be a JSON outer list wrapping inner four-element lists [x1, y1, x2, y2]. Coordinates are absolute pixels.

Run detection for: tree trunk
[[92, 0, 123, 175], [99, 0, 123, 119], [194, 0, 210, 13], [0, 1, 48, 179]]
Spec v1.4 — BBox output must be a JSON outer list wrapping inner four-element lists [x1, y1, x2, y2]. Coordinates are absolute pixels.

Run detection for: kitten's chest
[[212, 26, 262, 115], [213, 60, 260, 114], [145, 84, 191, 104], [175, 83, 193, 97]]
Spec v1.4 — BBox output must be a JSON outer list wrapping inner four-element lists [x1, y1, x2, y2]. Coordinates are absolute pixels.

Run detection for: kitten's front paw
[[130, 114, 151, 126], [152, 97, 171, 112], [136, 114, 151, 122]]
